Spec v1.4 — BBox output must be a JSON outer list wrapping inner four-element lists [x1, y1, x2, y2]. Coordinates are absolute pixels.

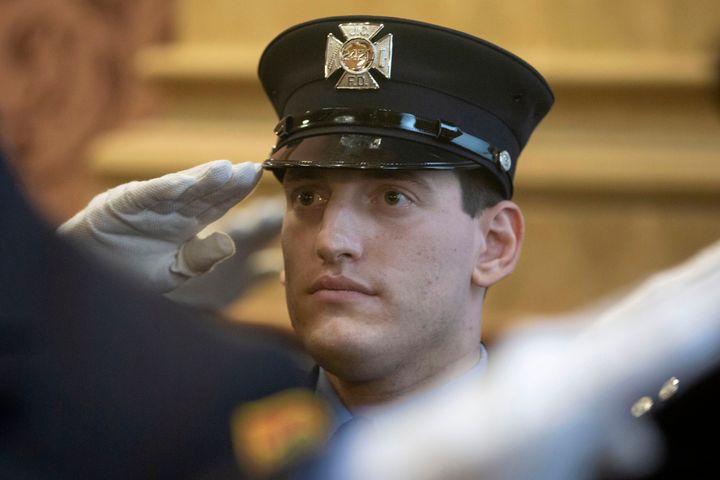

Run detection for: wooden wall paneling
[[83, 1, 720, 337], [0, 0, 176, 221]]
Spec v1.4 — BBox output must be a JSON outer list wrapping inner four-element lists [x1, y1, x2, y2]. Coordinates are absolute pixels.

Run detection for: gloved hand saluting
[[166, 196, 284, 309], [59, 160, 262, 294]]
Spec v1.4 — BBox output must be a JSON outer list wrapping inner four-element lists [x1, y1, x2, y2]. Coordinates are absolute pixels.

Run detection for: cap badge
[[325, 23, 393, 90]]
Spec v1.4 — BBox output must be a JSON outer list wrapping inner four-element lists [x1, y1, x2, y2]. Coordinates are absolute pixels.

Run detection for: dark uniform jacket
[[0, 150, 316, 479]]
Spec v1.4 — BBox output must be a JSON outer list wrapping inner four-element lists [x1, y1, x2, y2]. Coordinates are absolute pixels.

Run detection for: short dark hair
[[454, 168, 504, 217]]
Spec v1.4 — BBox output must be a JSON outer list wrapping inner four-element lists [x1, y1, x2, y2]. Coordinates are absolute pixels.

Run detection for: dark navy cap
[[259, 15, 554, 198]]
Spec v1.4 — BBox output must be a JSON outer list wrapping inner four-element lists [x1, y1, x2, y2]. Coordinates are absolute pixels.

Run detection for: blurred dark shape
[[604, 364, 720, 480], [0, 147, 319, 479]]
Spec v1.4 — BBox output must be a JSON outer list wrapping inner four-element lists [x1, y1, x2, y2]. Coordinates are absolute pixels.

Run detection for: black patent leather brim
[[262, 133, 512, 197]]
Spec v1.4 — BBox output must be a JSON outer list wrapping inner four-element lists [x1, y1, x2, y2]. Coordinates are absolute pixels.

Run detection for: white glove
[[165, 196, 285, 309], [59, 160, 262, 293]]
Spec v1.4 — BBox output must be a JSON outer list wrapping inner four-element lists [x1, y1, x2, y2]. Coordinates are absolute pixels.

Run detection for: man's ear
[[279, 270, 286, 285], [471, 201, 524, 288]]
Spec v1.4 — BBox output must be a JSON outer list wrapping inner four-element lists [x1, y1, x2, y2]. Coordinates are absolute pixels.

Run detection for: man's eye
[[296, 191, 319, 206], [383, 190, 409, 206]]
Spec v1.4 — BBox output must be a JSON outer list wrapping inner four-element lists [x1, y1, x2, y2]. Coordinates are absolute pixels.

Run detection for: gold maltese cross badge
[[325, 23, 393, 90]]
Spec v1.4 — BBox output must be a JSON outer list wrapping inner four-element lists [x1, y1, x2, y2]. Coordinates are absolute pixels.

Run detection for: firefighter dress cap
[[259, 15, 554, 198]]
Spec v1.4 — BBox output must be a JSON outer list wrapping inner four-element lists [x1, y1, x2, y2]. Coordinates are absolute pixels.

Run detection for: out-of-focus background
[[2, 0, 719, 342]]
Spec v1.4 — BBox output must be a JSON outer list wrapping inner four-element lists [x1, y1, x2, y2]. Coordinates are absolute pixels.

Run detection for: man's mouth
[[308, 275, 377, 298]]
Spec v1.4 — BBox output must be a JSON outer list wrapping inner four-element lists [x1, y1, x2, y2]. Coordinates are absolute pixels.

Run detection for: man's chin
[[291, 307, 378, 337], [315, 350, 392, 384], [298, 325, 386, 373]]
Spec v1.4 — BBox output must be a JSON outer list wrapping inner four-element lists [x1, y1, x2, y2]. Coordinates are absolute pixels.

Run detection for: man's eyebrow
[[364, 170, 434, 191], [282, 168, 436, 191]]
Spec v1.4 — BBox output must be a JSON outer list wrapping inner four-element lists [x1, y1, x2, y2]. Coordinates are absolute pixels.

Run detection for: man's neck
[[325, 346, 484, 411]]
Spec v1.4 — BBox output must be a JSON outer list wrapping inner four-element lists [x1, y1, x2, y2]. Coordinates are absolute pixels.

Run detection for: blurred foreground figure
[[0, 147, 327, 479], [325, 238, 720, 480]]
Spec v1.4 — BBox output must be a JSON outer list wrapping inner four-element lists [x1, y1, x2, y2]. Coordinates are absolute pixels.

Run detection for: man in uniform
[[257, 16, 553, 423], [61, 16, 554, 431]]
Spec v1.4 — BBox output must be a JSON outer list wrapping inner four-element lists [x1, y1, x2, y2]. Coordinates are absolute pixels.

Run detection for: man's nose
[[315, 202, 363, 264]]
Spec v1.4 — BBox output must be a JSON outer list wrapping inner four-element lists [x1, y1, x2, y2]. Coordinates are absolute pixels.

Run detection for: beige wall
[[0, 0, 176, 220], [6, 1, 718, 340], [176, 0, 720, 52]]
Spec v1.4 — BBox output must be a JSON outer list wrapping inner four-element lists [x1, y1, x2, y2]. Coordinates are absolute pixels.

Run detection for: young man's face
[[280, 168, 487, 385]]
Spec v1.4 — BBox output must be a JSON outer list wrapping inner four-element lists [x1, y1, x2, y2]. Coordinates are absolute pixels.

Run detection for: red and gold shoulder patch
[[230, 389, 331, 478]]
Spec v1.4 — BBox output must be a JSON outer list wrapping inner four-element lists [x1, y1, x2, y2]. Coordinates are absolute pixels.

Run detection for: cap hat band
[[273, 108, 510, 172]]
